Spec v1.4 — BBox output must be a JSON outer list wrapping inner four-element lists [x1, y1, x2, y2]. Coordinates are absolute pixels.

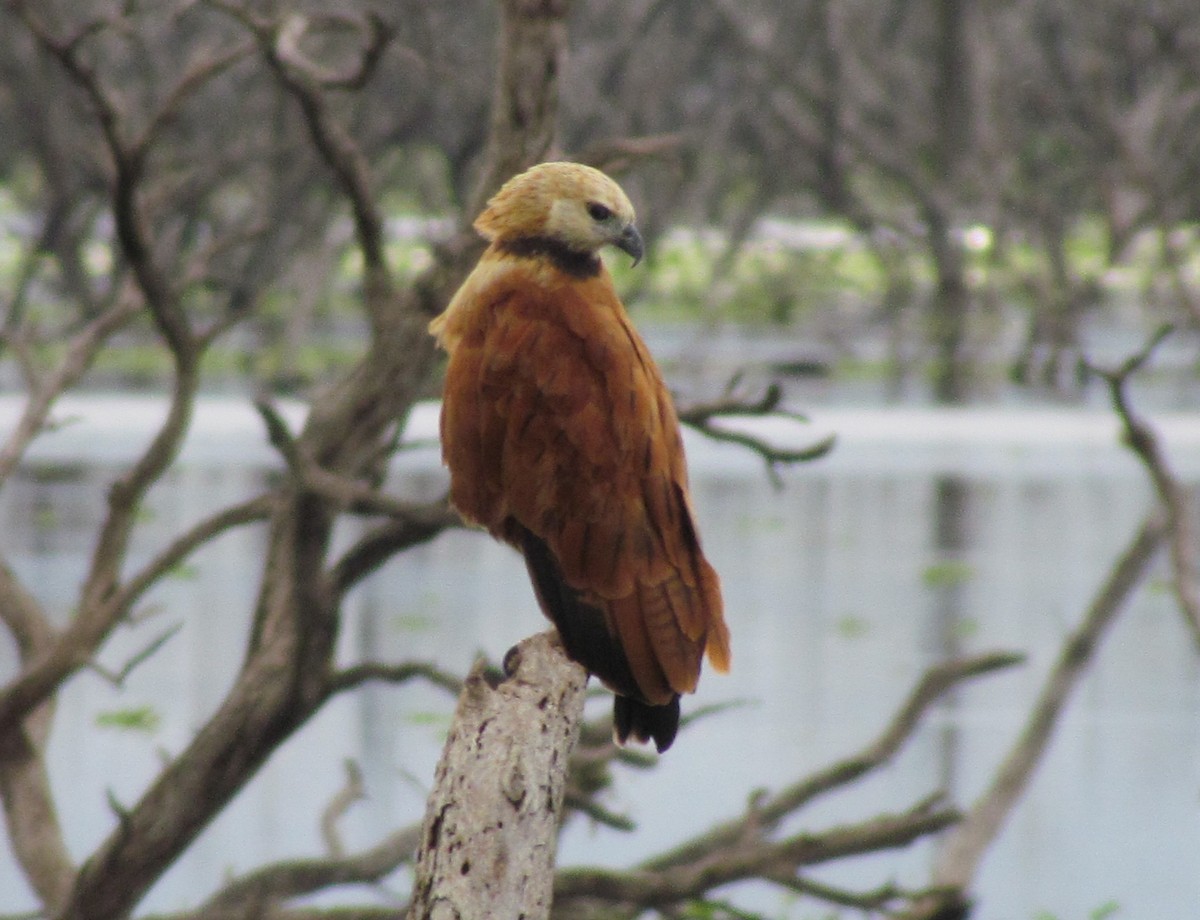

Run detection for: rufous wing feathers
[[437, 251, 730, 752]]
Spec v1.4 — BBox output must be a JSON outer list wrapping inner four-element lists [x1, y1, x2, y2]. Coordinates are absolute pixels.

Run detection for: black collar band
[[498, 236, 601, 279]]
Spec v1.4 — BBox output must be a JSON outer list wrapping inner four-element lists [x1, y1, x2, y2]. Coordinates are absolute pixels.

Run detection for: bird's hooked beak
[[615, 223, 644, 266]]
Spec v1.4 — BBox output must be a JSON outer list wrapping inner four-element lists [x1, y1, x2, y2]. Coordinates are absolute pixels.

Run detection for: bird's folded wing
[[439, 272, 728, 691]]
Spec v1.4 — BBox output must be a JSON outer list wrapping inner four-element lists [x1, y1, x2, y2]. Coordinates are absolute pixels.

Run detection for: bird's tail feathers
[[614, 694, 680, 753], [517, 524, 684, 751]]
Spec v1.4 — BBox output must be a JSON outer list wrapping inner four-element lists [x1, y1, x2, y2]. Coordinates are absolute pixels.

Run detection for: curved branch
[[274, 12, 394, 90], [197, 821, 420, 913], [553, 799, 958, 914], [0, 293, 140, 488], [325, 660, 465, 700], [106, 494, 277, 624], [1086, 325, 1200, 647], [209, 1, 389, 273], [924, 512, 1167, 910], [677, 382, 836, 486], [645, 650, 1022, 876], [329, 504, 462, 598]]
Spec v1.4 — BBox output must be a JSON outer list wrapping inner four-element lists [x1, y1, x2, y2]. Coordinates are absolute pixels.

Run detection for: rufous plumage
[[430, 161, 730, 751]]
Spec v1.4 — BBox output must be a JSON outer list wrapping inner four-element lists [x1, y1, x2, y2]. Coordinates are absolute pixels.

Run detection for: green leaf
[[95, 706, 161, 733], [922, 559, 975, 588], [166, 562, 200, 581], [404, 710, 451, 729], [835, 614, 870, 638], [393, 611, 437, 633]]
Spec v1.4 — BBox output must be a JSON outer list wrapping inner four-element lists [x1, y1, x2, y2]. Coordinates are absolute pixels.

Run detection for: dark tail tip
[[613, 695, 681, 753]]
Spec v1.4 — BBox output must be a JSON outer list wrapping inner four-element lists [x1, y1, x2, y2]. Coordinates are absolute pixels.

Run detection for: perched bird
[[430, 162, 730, 752]]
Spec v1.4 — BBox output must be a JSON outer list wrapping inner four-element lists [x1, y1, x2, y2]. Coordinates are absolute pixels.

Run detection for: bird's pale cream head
[[475, 162, 644, 263]]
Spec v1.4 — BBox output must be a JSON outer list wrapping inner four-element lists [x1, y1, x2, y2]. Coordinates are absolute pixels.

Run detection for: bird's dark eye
[[586, 202, 613, 222]]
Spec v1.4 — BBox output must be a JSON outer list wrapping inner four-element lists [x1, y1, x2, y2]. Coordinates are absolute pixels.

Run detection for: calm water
[[0, 395, 1198, 919]]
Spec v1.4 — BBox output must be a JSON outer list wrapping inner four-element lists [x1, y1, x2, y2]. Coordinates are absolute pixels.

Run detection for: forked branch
[[550, 651, 1021, 917], [678, 380, 836, 485], [917, 512, 1167, 917], [1085, 324, 1200, 647]]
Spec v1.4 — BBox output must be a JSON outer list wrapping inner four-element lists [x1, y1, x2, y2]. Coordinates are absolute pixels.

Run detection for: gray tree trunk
[[408, 631, 587, 920]]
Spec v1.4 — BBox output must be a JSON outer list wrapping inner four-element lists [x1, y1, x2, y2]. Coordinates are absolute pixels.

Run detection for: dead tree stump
[[408, 630, 587, 920]]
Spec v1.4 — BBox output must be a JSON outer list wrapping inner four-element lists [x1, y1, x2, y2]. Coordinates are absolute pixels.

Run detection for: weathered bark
[[408, 631, 587, 920], [465, 0, 568, 222], [32, 0, 571, 914], [0, 563, 73, 912]]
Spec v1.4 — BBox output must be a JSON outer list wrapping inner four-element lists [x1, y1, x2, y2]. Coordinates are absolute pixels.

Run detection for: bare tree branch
[[541, 652, 1017, 918], [12, 6, 192, 352], [464, 0, 569, 221], [409, 632, 588, 920], [0, 5, 249, 754], [1086, 324, 1200, 647], [86, 623, 184, 690], [677, 381, 837, 486], [920, 512, 1167, 914], [0, 702, 74, 915], [255, 398, 458, 523], [325, 660, 465, 700], [273, 12, 394, 91], [553, 798, 959, 916], [138, 42, 255, 153], [575, 132, 686, 175], [0, 292, 140, 488], [0, 564, 73, 912], [108, 494, 277, 623], [646, 650, 1022, 877], [198, 823, 420, 914], [329, 506, 461, 598], [320, 760, 365, 859], [207, 0, 389, 276], [0, 561, 57, 661]]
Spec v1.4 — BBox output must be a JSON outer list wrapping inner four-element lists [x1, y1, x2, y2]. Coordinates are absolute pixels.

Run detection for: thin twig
[[677, 381, 836, 487], [644, 650, 1022, 875], [0, 293, 141, 487], [325, 660, 465, 699], [926, 512, 1167, 903], [105, 495, 277, 626], [763, 871, 940, 912], [320, 760, 366, 858], [137, 42, 255, 152], [328, 506, 462, 597], [87, 623, 184, 689], [1085, 324, 1200, 648]]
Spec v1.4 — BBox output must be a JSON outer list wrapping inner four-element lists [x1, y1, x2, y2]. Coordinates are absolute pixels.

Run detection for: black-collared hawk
[[430, 161, 730, 752]]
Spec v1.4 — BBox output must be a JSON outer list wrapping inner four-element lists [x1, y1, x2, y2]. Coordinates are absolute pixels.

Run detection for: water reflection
[[0, 399, 1198, 918], [930, 476, 971, 796]]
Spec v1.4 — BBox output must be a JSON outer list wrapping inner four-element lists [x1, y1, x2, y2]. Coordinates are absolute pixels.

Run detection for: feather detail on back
[[431, 162, 728, 751]]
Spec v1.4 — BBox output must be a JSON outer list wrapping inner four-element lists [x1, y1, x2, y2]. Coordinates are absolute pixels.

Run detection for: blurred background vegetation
[[2, 3, 1200, 917], [3, 0, 1199, 405]]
